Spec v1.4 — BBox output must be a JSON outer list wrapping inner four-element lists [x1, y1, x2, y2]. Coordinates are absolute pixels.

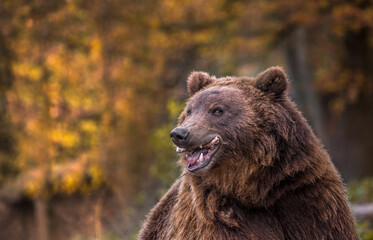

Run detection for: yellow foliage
[[62, 174, 78, 194], [18, 159, 106, 198], [167, 98, 185, 120], [23, 169, 45, 198], [51, 128, 79, 148], [13, 62, 42, 82], [90, 36, 102, 63], [88, 165, 105, 189], [24, 180, 43, 198], [80, 120, 98, 133]]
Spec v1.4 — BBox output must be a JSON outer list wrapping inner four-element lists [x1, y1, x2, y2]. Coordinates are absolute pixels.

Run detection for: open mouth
[[176, 136, 221, 172]]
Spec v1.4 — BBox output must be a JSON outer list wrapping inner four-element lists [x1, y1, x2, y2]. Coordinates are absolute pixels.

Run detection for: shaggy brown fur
[[139, 67, 359, 240]]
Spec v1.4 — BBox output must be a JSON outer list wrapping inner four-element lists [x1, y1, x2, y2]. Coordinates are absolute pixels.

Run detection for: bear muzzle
[[170, 127, 222, 172], [170, 127, 190, 147]]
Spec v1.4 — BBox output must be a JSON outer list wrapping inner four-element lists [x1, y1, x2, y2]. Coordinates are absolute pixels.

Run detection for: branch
[[351, 203, 373, 220]]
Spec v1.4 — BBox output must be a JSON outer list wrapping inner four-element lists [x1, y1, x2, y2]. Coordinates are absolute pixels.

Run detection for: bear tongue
[[187, 148, 209, 165]]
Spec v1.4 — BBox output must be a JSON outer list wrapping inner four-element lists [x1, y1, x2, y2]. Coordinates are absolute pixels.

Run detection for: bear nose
[[170, 127, 190, 146]]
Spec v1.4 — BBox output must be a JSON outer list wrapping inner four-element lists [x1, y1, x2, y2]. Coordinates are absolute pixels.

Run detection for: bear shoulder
[[139, 180, 180, 239]]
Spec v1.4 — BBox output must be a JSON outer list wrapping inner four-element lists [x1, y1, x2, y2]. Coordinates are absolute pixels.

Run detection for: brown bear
[[139, 67, 359, 240]]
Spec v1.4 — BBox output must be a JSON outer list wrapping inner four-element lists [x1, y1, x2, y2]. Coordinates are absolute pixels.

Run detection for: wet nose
[[170, 127, 190, 146]]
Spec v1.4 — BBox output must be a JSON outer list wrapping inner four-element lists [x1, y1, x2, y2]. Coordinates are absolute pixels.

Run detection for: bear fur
[[139, 67, 359, 240]]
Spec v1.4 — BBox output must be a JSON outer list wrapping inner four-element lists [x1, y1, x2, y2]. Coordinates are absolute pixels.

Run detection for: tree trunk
[[283, 28, 325, 140], [326, 28, 373, 180], [35, 198, 49, 240], [0, 31, 16, 185]]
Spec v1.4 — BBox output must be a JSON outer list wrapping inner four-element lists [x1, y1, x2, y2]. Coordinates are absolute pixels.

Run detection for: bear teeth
[[198, 153, 204, 162], [211, 136, 219, 145], [178, 136, 220, 155], [176, 147, 186, 153]]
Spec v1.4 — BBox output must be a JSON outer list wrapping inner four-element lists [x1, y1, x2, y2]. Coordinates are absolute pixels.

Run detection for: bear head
[[170, 67, 293, 175]]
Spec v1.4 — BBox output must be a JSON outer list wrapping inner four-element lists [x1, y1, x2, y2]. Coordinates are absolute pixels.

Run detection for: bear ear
[[187, 71, 214, 96], [254, 67, 289, 96]]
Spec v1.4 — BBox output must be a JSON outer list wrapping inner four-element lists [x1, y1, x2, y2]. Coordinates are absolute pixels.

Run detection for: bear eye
[[211, 107, 224, 116], [186, 109, 192, 116]]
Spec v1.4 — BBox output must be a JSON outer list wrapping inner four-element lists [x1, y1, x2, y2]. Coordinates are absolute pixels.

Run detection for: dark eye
[[211, 107, 224, 116], [186, 109, 192, 116]]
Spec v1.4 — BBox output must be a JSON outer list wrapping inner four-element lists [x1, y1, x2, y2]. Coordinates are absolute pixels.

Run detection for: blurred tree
[[0, 0, 18, 185], [0, 25, 17, 185]]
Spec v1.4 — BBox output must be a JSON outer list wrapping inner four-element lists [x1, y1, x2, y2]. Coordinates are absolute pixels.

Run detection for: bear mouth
[[176, 136, 221, 172]]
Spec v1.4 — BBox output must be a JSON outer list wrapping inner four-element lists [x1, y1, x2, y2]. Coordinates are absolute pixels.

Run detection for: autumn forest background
[[0, 0, 373, 239]]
